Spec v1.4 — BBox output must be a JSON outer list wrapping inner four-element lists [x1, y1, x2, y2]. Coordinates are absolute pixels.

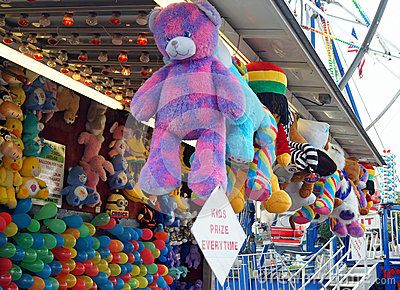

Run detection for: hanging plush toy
[[108, 122, 127, 158], [130, 1, 245, 202], [108, 155, 135, 191], [0, 156, 23, 208], [17, 156, 49, 200], [344, 158, 369, 215], [22, 111, 51, 157], [1, 65, 26, 106], [55, 87, 80, 124]]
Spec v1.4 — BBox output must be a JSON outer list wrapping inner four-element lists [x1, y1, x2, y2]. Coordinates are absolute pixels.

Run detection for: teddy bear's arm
[[13, 172, 22, 187], [211, 59, 245, 120], [130, 66, 170, 121], [36, 178, 47, 188]]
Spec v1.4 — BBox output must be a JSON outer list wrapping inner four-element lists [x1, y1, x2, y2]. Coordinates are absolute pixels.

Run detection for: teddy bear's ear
[[195, 0, 222, 28], [110, 122, 118, 133], [148, 7, 162, 32]]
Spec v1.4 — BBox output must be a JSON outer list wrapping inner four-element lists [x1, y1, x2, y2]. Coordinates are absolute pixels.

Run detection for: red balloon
[[0, 217, 6, 232], [164, 275, 173, 285], [52, 247, 72, 261], [131, 241, 139, 251], [98, 218, 116, 230], [0, 212, 12, 225], [148, 283, 158, 290], [127, 253, 135, 263], [108, 277, 116, 286], [140, 248, 154, 265], [57, 280, 68, 290], [111, 253, 120, 264], [83, 260, 93, 271], [152, 273, 159, 281], [157, 264, 166, 275], [107, 240, 119, 253], [5, 281, 18, 290], [153, 240, 165, 250], [119, 273, 131, 283], [85, 264, 99, 277], [0, 258, 12, 272], [72, 278, 86, 290], [90, 282, 97, 290], [154, 232, 168, 241], [60, 262, 70, 275], [141, 228, 153, 241], [71, 262, 85, 276], [0, 271, 11, 287]]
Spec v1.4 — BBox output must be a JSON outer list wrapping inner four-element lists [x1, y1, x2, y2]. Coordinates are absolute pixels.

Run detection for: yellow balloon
[[79, 275, 93, 290], [59, 274, 76, 288], [115, 240, 124, 252], [130, 265, 140, 277], [91, 251, 101, 264], [122, 284, 131, 290], [136, 276, 148, 288], [97, 260, 109, 272], [65, 259, 76, 271], [105, 253, 113, 263], [104, 267, 111, 277], [109, 263, 121, 276], [139, 265, 147, 276], [162, 266, 168, 276], [61, 234, 76, 248], [84, 222, 96, 236], [152, 249, 160, 258], [4, 222, 18, 237], [69, 248, 77, 259], [119, 252, 128, 264]]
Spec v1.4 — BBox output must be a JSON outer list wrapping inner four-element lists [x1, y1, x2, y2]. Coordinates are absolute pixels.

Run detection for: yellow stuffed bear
[[0, 156, 23, 208], [17, 156, 49, 200]]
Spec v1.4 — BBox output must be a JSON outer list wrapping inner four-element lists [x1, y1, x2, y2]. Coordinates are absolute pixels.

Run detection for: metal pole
[[338, 0, 389, 90]]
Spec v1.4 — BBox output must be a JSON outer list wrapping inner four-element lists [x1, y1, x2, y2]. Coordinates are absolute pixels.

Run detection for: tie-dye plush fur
[[130, 1, 245, 200]]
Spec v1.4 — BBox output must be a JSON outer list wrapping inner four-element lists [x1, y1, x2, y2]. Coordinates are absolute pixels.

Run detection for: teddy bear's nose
[[171, 40, 178, 47]]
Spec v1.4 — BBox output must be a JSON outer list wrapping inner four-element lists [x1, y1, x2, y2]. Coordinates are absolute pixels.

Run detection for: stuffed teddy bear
[[130, 1, 245, 201], [23, 77, 47, 113], [108, 122, 127, 158], [86, 101, 107, 143], [61, 166, 100, 207], [185, 245, 201, 269], [0, 98, 23, 121], [156, 194, 179, 227], [55, 86, 80, 124], [108, 155, 135, 191], [22, 111, 51, 157], [17, 156, 49, 200], [0, 127, 22, 160], [344, 157, 369, 215], [0, 156, 23, 208], [1, 65, 26, 106]]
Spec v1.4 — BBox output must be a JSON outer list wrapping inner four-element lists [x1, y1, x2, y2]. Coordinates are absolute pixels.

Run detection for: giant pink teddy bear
[[130, 1, 245, 202]]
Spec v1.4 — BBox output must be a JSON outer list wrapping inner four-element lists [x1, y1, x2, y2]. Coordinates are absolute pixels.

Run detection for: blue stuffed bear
[[215, 40, 276, 163], [23, 77, 47, 113], [108, 155, 135, 191], [61, 166, 100, 207], [157, 195, 180, 227], [22, 111, 52, 157]]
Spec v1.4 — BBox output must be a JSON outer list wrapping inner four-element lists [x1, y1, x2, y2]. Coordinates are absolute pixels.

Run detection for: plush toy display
[[55, 86, 80, 124], [108, 122, 127, 158], [17, 156, 49, 200], [0, 156, 23, 208], [61, 166, 100, 207], [22, 111, 51, 157], [130, 1, 245, 201]]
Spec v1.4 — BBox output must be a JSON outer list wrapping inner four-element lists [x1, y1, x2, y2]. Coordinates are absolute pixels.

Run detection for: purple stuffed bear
[[130, 1, 245, 203]]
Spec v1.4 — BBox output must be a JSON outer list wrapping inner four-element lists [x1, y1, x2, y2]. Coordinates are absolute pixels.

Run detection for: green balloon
[[0, 242, 16, 258], [143, 242, 155, 251], [9, 264, 22, 281], [36, 247, 54, 263], [146, 263, 158, 275], [21, 258, 44, 273], [27, 219, 40, 232], [13, 233, 34, 249], [78, 224, 89, 238], [92, 237, 100, 250], [43, 234, 57, 249], [34, 202, 58, 220], [127, 279, 138, 289], [22, 248, 37, 263], [47, 277, 59, 290], [91, 213, 110, 227], [44, 219, 66, 233]]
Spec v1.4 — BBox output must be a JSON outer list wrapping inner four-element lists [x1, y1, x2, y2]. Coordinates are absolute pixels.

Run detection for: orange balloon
[[28, 276, 45, 290], [64, 228, 80, 239], [65, 259, 76, 271], [164, 275, 173, 285]]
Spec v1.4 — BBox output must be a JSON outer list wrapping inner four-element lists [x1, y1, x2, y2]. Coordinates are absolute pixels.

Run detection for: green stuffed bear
[[22, 111, 51, 157]]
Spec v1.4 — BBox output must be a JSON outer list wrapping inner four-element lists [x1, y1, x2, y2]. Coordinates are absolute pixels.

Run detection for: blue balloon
[[62, 215, 83, 228], [12, 213, 31, 229], [37, 264, 52, 279], [15, 273, 34, 288], [115, 278, 124, 290], [124, 263, 133, 273], [108, 223, 123, 236], [49, 261, 62, 275], [97, 236, 111, 248], [145, 274, 154, 284], [98, 247, 111, 259], [119, 229, 131, 242], [133, 251, 141, 261], [102, 280, 113, 290], [133, 228, 142, 239], [54, 234, 64, 247], [75, 251, 88, 262], [137, 241, 144, 252], [123, 241, 134, 253], [43, 278, 53, 290], [87, 248, 96, 259], [0, 233, 7, 247], [158, 255, 167, 263], [31, 233, 45, 249], [93, 272, 108, 285], [14, 199, 32, 214], [125, 228, 138, 240], [11, 245, 25, 261], [76, 236, 94, 251], [160, 247, 168, 256], [166, 244, 172, 252], [156, 276, 167, 288], [134, 257, 143, 265], [119, 264, 127, 276]]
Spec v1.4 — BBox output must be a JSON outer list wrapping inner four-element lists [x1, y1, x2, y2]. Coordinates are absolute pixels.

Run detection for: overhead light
[[18, 14, 29, 26], [137, 33, 148, 46], [154, 0, 185, 7], [121, 66, 131, 76], [18, 42, 30, 54], [110, 12, 121, 25], [0, 14, 5, 27], [33, 49, 44, 61], [68, 33, 80, 45], [47, 33, 58, 45], [58, 50, 68, 62], [62, 12, 74, 26], [83, 65, 92, 75], [123, 98, 131, 105], [126, 89, 133, 96], [136, 12, 148, 26], [104, 78, 114, 87], [0, 44, 123, 109], [94, 83, 103, 91], [104, 87, 113, 96], [90, 34, 101, 45], [112, 33, 123, 45], [86, 12, 98, 26], [26, 33, 37, 44], [139, 51, 150, 63], [59, 64, 70, 74], [84, 77, 93, 86], [118, 52, 128, 62], [72, 70, 81, 81], [39, 13, 51, 27], [47, 57, 57, 68], [101, 66, 110, 75], [123, 79, 131, 86], [115, 92, 123, 101], [98, 51, 108, 62], [78, 51, 88, 62], [140, 66, 152, 77], [2, 33, 13, 44]]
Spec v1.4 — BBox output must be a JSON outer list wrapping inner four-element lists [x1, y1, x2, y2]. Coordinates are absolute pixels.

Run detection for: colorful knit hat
[[246, 62, 287, 95]]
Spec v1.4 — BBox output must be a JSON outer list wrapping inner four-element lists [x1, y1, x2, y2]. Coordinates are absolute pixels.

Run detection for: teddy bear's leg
[[6, 188, 17, 209], [36, 188, 49, 200], [262, 174, 292, 213], [246, 147, 273, 201], [292, 205, 315, 224], [0, 187, 8, 205], [347, 221, 364, 237], [226, 119, 254, 163], [188, 129, 227, 200], [139, 128, 181, 195], [256, 109, 277, 149], [331, 218, 348, 237], [17, 186, 30, 199]]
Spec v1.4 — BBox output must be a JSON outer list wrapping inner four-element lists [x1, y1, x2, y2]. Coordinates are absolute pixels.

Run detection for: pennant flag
[[347, 27, 365, 78]]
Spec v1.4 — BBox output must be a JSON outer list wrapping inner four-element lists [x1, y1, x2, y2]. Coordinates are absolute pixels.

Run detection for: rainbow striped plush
[[313, 170, 341, 215]]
